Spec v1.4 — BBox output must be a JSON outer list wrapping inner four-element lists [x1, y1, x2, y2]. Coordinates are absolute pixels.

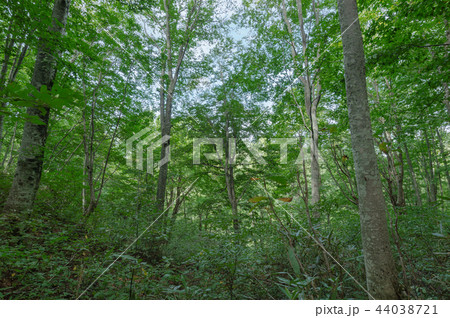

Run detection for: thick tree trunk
[[337, 0, 399, 299], [2, 0, 71, 216]]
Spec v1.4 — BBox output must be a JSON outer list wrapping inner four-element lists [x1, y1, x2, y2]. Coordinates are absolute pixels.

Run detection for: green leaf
[[287, 246, 300, 276]]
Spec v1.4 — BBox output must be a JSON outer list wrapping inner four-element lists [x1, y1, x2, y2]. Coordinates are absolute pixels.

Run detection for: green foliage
[[0, 0, 448, 301]]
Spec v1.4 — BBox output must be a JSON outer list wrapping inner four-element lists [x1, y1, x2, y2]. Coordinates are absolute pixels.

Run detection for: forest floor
[[0, 202, 448, 300]]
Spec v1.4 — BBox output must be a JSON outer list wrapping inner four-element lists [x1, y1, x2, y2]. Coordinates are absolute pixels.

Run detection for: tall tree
[[2, 0, 71, 216], [155, 0, 204, 215], [337, 0, 400, 299], [280, 0, 322, 207]]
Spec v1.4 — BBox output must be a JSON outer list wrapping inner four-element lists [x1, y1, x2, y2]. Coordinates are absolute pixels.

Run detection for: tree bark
[[436, 129, 450, 190], [2, 0, 71, 216], [224, 114, 239, 233], [0, 34, 29, 157], [281, 0, 322, 208], [337, 0, 399, 299], [1, 122, 17, 171], [423, 130, 437, 203], [394, 150, 405, 207], [442, 20, 450, 117], [404, 143, 422, 206], [156, 0, 199, 215]]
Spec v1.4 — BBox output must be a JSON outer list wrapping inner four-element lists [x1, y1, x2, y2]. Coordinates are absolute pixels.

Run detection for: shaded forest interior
[[0, 0, 448, 300]]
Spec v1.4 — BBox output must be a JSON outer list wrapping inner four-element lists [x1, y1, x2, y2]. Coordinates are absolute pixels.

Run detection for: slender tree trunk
[[337, 0, 399, 299], [156, 0, 199, 215], [1, 122, 17, 171], [309, 104, 321, 207], [404, 143, 422, 206], [156, 0, 177, 215], [0, 39, 29, 156], [281, 0, 322, 208], [84, 71, 103, 216], [424, 130, 437, 203], [167, 176, 195, 236], [224, 113, 239, 233], [384, 78, 406, 207], [395, 150, 405, 207], [0, 24, 14, 89], [442, 20, 450, 117], [297, 0, 321, 207], [156, 61, 168, 215], [2, 0, 71, 216], [155, 97, 172, 215], [436, 129, 450, 190], [226, 166, 239, 233]]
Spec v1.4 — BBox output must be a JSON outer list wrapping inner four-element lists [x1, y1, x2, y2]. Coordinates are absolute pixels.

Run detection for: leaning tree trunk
[[2, 0, 71, 216], [337, 0, 400, 299]]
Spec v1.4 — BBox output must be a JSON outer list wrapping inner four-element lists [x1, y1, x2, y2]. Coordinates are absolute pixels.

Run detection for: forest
[[0, 0, 448, 301]]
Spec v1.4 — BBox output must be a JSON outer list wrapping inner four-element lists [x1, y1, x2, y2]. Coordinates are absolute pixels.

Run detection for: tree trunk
[[156, 0, 199, 215], [297, 0, 321, 207], [337, 0, 399, 299], [155, 116, 171, 214], [155, 61, 169, 215], [424, 130, 437, 203], [309, 104, 321, 207], [226, 165, 239, 233], [0, 36, 29, 158], [404, 143, 422, 206], [2, 0, 71, 216], [281, 0, 322, 208], [442, 20, 450, 117], [224, 112, 239, 233], [1, 122, 17, 171], [394, 150, 405, 207], [436, 129, 450, 191]]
